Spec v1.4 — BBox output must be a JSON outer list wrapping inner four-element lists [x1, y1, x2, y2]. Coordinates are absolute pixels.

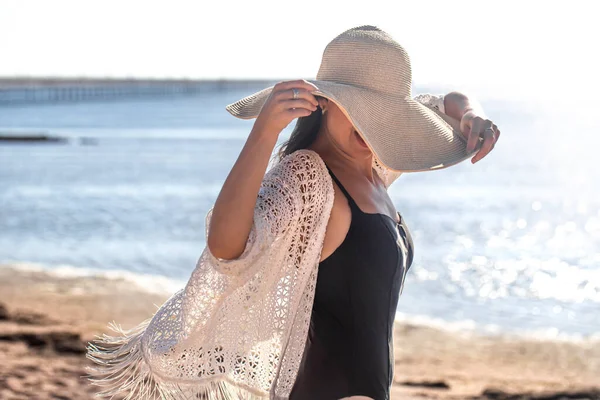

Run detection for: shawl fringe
[[85, 319, 269, 400]]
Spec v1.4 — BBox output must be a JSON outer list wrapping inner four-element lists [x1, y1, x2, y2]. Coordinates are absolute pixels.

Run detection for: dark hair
[[276, 97, 324, 162]]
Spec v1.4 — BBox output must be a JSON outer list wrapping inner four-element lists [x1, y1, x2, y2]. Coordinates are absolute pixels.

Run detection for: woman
[[87, 25, 499, 400]]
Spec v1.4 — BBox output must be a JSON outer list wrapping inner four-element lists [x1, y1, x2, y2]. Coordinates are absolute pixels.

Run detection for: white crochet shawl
[[86, 94, 445, 400]]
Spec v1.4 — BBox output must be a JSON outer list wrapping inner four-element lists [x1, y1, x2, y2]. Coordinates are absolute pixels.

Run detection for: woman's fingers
[[280, 98, 318, 112], [287, 107, 315, 118], [275, 88, 319, 108], [493, 124, 500, 143], [253, 79, 323, 136], [489, 124, 499, 151], [274, 80, 319, 106], [472, 127, 495, 163], [253, 79, 322, 138], [461, 112, 500, 164], [467, 116, 485, 152]]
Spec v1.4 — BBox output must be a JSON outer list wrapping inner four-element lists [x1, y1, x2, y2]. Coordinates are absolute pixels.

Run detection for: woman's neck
[[308, 131, 375, 184]]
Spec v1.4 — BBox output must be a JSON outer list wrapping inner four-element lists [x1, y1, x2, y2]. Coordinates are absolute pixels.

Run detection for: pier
[[0, 78, 276, 106]]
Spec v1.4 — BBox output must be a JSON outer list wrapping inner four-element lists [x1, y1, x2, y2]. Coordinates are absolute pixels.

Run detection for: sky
[[0, 0, 598, 108]]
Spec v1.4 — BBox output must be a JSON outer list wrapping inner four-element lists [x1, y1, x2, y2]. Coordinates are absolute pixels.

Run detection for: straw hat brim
[[225, 80, 481, 172]]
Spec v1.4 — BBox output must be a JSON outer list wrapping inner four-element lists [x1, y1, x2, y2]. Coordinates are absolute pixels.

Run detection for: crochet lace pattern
[[86, 149, 336, 399], [85, 94, 445, 399]]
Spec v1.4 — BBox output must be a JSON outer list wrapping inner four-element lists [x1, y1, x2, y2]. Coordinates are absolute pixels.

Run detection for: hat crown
[[316, 25, 412, 97]]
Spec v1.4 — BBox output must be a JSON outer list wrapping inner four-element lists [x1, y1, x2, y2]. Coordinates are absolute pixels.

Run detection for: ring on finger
[[292, 88, 299, 99], [481, 126, 494, 136]]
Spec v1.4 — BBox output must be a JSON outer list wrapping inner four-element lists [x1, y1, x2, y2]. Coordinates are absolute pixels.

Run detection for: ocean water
[[1, 87, 598, 339]]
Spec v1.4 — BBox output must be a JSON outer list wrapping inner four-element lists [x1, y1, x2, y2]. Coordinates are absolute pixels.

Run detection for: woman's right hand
[[252, 80, 320, 137]]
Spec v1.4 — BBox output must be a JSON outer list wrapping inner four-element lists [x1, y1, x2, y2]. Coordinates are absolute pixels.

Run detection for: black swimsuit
[[289, 164, 414, 400]]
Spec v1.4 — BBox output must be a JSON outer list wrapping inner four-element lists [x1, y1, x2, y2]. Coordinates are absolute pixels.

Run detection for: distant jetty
[[0, 77, 278, 106], [0, 132, 68, 143]]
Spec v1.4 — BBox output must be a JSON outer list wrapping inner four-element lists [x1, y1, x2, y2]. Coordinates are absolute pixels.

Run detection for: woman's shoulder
[[279, 148, 325, 169], [267, 149, 328, 182], [264, 149, 333, 203]]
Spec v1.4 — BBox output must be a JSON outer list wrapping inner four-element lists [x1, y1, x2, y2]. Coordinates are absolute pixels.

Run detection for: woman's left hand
[[460, 110, 500, 164]]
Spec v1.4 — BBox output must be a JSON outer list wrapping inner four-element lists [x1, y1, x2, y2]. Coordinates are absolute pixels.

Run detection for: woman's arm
[[381, 92, 486, 187], [415, 91, 500, 164], [443, 91, 484, 121], [444, 91, 499, 163], [208, 80, 319, 261], [207, 129, 279, 261]]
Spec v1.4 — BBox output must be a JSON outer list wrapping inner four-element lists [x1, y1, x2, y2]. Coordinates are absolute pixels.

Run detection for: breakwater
[[0, 78, 275, 106]]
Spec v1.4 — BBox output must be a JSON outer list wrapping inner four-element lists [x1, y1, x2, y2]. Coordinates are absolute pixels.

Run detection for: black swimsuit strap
[[324, 163, 357, 208], [325, 163, 404, 226]]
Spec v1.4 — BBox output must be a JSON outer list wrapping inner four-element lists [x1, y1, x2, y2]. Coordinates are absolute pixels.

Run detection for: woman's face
[[317, 97, 372, 159]]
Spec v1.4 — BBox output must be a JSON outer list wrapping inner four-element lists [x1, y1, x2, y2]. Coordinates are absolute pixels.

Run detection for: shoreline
[[1, 263, 598, 399], [1, 262, 594, 342]]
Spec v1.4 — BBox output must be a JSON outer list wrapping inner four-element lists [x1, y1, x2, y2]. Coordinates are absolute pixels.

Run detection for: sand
[[0, 263, 598, 400]]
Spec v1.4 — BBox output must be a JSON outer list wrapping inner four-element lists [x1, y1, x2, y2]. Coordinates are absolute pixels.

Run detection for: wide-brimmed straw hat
[[225, 25, 480, 172]]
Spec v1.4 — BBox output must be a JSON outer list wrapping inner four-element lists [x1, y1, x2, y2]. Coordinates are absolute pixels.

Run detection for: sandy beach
[[0, 263, 598, 400]]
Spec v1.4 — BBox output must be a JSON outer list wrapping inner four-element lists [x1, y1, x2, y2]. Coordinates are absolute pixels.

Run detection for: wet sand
[[0, 263, 598, 400]]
